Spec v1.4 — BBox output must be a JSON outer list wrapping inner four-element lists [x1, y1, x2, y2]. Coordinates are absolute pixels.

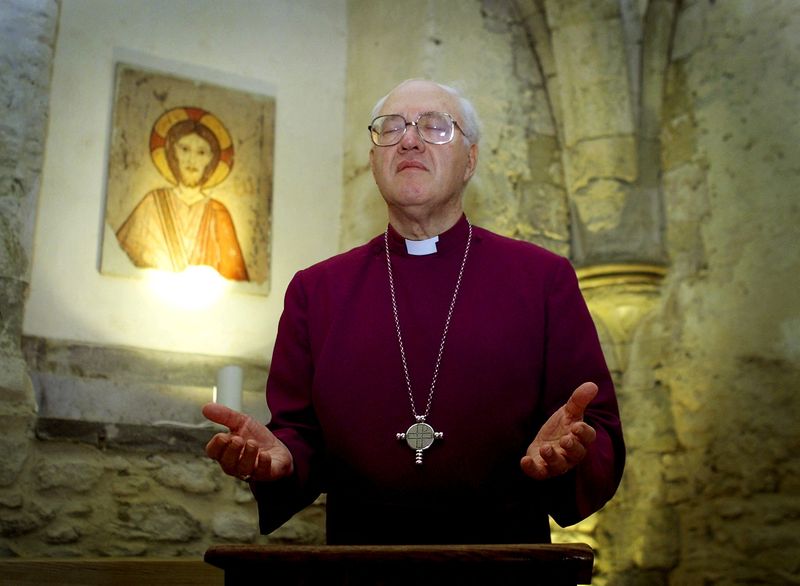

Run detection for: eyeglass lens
[[370, 112, 454, 146]]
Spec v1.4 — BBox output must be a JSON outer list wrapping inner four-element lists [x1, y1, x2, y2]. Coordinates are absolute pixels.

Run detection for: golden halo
[[149, 107, 234, 188]]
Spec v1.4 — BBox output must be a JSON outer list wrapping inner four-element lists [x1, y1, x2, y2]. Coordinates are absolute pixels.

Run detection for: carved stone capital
[[576, 264, 667, 372]]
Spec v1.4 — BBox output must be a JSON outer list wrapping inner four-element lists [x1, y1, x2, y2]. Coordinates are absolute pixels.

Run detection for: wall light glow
[[147, 265, 230, 310]]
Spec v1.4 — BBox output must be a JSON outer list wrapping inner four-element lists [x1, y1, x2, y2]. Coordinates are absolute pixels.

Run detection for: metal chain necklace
[[385, 220, 473, 464]]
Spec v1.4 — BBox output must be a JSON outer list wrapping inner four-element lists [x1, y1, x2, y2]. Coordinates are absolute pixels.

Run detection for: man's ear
[[463, 142, 478, 182]]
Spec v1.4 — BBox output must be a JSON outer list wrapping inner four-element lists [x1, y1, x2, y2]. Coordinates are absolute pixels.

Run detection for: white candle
[[214, 365, 243, 412]]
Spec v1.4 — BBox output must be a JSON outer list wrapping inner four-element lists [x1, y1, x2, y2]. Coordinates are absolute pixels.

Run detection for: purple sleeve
[[539, 257, 626, 526], [252, 271, 326, 534]]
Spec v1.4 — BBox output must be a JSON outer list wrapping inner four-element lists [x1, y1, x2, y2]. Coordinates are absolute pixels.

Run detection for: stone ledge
[[21, 336, 270, 427], [34, 417, 216, 453]]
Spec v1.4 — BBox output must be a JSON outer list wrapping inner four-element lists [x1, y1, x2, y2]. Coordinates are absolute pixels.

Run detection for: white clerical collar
[[405, 235, 439, 255]]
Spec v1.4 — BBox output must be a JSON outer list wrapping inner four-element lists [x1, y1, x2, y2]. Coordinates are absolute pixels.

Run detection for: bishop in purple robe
[[203, 79, 625, 545]]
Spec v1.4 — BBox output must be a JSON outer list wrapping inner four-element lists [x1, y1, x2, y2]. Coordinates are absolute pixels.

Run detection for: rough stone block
[[633, 533, 679, 571], [211, 510, 258, 541], [0, 355, 36, 407], [0, 499, 53, 538], [44, 522, 81, 545], [111, 476, 151, 498], [566, 136, 638, 193], [36, 455, 104, 493], [152, 459, 219, 495], [0, 277, 27, 357], [551, 20, 634, 144], [0, 414, 33, 487], [0, 214, 27, 278], [114, 502, 201, 542], [571, 179, 630, 233], [545, 0, 620, 29], [661, 72, 697, 171]]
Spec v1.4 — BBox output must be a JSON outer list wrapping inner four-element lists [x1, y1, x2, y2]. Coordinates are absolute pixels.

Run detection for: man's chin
[[388, 192, 434, 208]]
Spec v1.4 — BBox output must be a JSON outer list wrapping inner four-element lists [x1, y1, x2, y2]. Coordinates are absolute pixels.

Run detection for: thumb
[[564, 382, 598, 419], [202, 402, 247, 431]]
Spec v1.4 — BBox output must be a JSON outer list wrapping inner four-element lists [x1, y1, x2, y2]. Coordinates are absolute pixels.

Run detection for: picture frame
[[101, 61, 275, 295]]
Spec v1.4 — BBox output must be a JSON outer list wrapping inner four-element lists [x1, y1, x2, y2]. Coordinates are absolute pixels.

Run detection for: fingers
[[541, 442, 578, 476], [205, 433, 231, 461], [556, 435, 586, 467], [218, 435, 246, 474], [236, 440, 260, 478], [520, 423, 596, 480], [554, 423, 595, 465], [205, 431, 289, 483], [205, 433, 251, 478], [521, 383, 599, 481], [520, 454, 548, 480], [254, 449, 275, 480], [570, 421, 596, 447], [521, 444, 570, 478]]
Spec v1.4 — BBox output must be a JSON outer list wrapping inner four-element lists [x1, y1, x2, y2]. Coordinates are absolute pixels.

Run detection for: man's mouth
[[396, 160, 428, 172]]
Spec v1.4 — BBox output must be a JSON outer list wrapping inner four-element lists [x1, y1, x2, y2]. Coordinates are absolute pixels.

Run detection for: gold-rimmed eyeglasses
[[368, 111, 466, 147]]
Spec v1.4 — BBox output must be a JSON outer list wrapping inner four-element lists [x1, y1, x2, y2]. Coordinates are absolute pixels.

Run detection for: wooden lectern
[[204, 543, 594, 585]]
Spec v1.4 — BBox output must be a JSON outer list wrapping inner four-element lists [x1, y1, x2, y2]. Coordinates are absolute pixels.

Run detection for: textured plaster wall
[[654, 1, 800, 582]]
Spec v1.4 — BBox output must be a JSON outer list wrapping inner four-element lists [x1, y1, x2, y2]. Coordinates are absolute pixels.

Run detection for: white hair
[[369, 79, 482, 145]]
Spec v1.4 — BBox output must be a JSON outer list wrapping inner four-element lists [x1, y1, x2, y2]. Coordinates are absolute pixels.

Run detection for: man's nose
[[398, 122, 424, 150]]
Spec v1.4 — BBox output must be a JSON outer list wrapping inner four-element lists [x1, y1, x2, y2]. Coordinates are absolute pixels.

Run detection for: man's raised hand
[[520, 382, 598, 480], [202, 403, 294, 482]]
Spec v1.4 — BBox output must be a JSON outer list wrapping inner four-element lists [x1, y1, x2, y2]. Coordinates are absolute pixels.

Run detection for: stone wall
[[653, 1, 800, 582], [1, 0, 798, 584], [0, 0, 60, 547], [562, 0, 800, 584]]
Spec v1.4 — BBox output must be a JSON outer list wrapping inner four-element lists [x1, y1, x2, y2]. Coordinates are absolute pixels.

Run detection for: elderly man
[[203, 79, 625, 544]]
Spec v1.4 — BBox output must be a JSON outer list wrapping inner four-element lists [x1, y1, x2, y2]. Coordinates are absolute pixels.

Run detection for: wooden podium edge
[[205, 543, 594, 584]]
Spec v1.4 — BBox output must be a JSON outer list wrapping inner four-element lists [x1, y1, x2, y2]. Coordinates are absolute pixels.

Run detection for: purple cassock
[[254, 215, 625, 544]]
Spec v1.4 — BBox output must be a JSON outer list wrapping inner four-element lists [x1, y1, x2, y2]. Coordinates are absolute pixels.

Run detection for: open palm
[[520, 382, 598, 480]]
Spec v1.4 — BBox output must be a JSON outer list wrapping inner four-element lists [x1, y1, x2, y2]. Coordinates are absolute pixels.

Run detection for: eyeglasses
[[368, 111, 466, 147]]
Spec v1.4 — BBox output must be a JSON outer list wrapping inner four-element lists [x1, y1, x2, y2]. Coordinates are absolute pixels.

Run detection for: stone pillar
[[0, 0, 59, 480], [522, 2, 679, 581]]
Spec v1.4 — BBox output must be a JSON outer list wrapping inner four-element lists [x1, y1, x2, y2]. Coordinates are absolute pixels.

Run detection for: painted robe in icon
[[116, 188, 249, 281]]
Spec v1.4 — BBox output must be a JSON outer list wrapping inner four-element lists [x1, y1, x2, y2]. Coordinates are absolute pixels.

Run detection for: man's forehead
[[379, 82, 458, 116]]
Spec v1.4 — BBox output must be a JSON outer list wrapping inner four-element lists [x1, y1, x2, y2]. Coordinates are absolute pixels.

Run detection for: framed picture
[[101, 62, 274, 295]]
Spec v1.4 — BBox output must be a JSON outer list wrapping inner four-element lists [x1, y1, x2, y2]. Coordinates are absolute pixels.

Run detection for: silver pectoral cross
[[396, 419, 443, 465]]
